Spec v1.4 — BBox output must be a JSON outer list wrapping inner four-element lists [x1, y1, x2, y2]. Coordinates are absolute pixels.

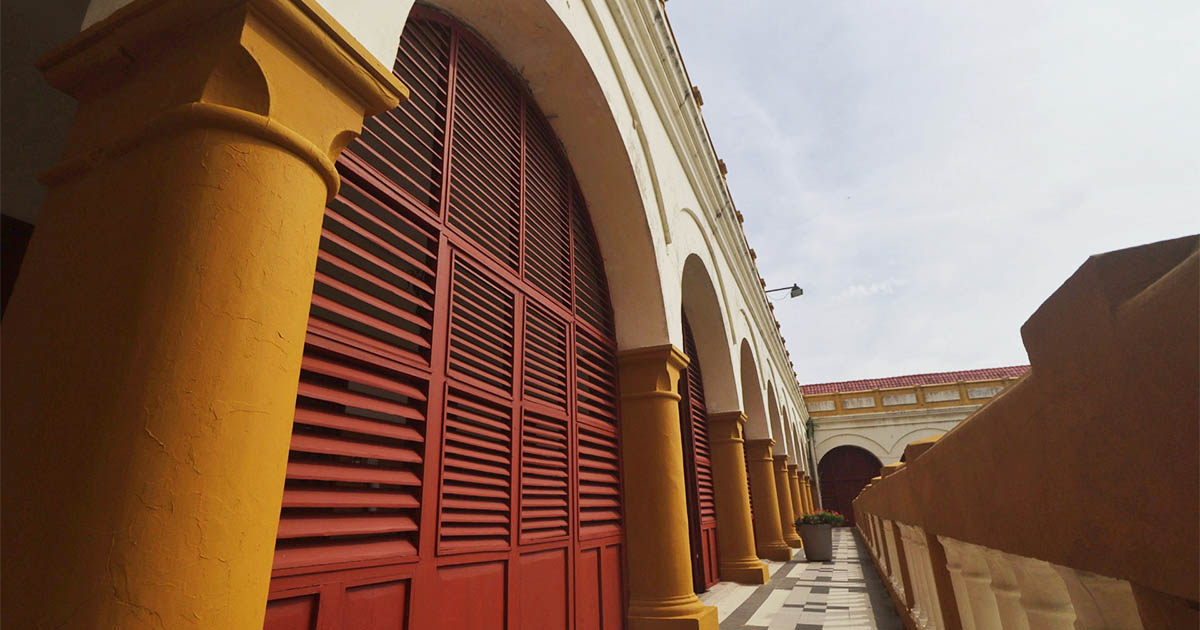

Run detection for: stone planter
[[798, 524, 834, 561]]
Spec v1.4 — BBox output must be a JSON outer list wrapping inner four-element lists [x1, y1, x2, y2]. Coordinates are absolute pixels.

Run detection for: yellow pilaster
[[744, 439, 793, 561], [708, 412, 770, 584], [774, 456, 803, 548], [0, 1, 406, 628], [619, 346, 718, 630], [787, 464, 804, 517]]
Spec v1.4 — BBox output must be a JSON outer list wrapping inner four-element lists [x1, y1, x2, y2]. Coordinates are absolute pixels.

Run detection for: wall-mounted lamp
[[766, 283, 804, 298]]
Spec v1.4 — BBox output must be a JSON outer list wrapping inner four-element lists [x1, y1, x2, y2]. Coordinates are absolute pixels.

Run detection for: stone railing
[[853, 236, 1199, 629]]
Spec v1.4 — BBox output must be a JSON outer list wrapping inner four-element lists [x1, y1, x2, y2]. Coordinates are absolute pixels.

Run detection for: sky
[[666, 0, 1200, 385]]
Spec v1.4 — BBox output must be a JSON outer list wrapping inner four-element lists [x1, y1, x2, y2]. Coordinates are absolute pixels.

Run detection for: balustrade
[[849, 237, 1198, 630]]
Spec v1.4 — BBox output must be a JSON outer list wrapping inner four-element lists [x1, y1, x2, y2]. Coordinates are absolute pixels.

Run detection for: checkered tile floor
[[699, 528, 902, 630]]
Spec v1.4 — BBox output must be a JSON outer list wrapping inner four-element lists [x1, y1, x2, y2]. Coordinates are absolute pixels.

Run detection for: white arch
[[425, 0, 672, 351], [680, 254, 739, 413], [739, 339, 770, 439], [889, 428, 949, 456], [815, 433, 890, 464], [767, 382, 785, 454]]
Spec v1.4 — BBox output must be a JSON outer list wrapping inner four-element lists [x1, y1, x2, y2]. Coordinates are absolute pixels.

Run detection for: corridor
[[699, 529, 901, 630]]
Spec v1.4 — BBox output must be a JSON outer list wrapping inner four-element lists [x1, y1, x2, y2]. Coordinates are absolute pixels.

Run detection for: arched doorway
[[817, 446, 882, 525], [265, 9, 624, 629], [678, 314, 719, 592]]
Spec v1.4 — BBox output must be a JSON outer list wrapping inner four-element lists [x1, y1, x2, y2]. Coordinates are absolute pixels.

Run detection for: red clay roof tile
[[801, 365, 1030, 395]]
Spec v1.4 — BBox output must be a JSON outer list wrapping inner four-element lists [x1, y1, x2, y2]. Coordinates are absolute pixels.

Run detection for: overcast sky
[[667, 0, 1199, 385]]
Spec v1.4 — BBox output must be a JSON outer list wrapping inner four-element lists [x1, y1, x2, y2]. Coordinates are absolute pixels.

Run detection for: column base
[[628, 595, 718, 630], [719, 559, 770, 584], [757, 543, 794, 562], [785, 534, 805, 549]]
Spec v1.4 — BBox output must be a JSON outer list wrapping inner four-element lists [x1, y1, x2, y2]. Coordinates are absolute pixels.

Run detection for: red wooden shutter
[[447, 34, 522, 271], [577, 423, 623, 539], [354, 18, 450, 214], [680, 315, 719, 589], [522, 112, 573, 307], [682, 319, 716, 524], [274, 157, 438, 572], [572, 190, 614, 334], [269, 9, 625, 629]]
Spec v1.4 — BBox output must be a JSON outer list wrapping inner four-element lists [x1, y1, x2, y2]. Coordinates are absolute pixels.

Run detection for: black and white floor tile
[[698, 528, 902, 630]]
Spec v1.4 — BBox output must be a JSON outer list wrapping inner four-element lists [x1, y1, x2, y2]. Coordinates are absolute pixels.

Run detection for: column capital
[[772, 454, 790, 472], [618, 344, 689, 402], [743, 438, 775, 461], [39, 0, 408, 199], [708, 411, 746, 444], [787, 463, 799, 473]]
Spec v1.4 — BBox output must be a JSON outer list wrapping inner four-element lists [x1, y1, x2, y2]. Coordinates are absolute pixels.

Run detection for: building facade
[[802, 367, 1028, 521], [1, 1, 821, 629]]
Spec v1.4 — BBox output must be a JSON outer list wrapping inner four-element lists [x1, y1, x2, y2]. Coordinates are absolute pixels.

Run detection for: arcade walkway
[[700, 528, 901, 630]]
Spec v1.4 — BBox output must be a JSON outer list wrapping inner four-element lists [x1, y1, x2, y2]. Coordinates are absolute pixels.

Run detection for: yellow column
[[744, 439, 793, 561], [708, 412, 770, 584], [0, 2, 405, 629], [774, 456, 803, 548], [619, 346, 718, 630], [787, 464, 804, 517], [808, 477, 820, 511], [802, 473, 815, 513]]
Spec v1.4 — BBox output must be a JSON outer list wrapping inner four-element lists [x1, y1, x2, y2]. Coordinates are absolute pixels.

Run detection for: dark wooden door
[[264, 9, 625, 629], [678, 315, 719, 592], [817, 446, 882, 525]]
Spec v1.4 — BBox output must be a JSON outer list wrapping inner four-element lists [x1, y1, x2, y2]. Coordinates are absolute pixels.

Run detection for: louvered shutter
[[275, 163, 438, 571], [269, 9, 625, 629], [447, 36, 522, 271], [681, 315, 719, 589], [522, 111, 573, 307], [682, 318, 717, 524]]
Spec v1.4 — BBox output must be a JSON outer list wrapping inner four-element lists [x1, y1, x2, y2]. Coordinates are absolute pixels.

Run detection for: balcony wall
[[853, 235, 1199, 629]]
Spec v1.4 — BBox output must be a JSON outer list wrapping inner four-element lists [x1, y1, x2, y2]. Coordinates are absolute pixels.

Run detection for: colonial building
[[802, 366, 1028, 521], [1, 1, 819, 629], [3, 1, 1196, 630]]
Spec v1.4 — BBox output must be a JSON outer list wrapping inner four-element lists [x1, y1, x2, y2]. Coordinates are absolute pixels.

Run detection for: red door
[[679, 315, 719, 591], [265, 9, 625, 629], [817, 446, 882, 525]]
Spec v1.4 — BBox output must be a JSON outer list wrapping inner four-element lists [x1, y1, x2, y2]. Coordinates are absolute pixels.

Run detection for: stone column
[[774, 456, 803, 548], [0, 2, 406, 628], [787, 464, 804, 517], [799, 473, 813, 513], [744, 439, 793, 561], [708, 412, 770, 584], [619, 346, 718, 630]]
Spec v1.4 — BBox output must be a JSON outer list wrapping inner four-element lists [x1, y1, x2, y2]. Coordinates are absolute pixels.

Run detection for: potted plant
[[794, 510, 845, 561]]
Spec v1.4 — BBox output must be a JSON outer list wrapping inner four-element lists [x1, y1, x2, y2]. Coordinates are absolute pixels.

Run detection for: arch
[[817, 446, 883, 525], [889, 428, 949, 456], [814, 432, 890, 464], [739, 340, 770, 439], [676, 208, 738, 347], [767, 383, 786, 455], [680, 254, 738, 412], [428, 0, 671, 350], [782, 409, 800, 466]]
